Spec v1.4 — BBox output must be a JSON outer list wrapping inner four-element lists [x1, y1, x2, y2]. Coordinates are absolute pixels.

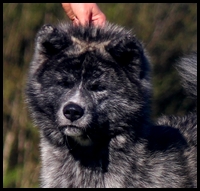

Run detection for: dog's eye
[[89, 83, 105, 92], [57, 80, 73, 88]]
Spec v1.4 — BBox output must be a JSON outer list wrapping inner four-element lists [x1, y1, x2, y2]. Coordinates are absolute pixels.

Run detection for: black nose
[[63, 103, 84, 122]]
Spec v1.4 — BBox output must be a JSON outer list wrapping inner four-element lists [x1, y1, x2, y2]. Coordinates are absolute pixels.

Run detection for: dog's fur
[[26, 22, 197, 188]]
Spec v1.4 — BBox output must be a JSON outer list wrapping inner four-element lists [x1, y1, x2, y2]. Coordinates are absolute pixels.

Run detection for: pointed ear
[[105, 35, 150, 81], [35, 24, 72, 55], [105, 35, 142, 64]]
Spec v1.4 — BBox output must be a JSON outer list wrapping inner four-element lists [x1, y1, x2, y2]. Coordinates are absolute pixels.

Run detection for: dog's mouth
[[59, 125, 93, 146], [59, 125, 84, 137]]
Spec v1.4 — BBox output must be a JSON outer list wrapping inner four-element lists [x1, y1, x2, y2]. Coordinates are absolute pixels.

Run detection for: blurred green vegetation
[[3, 3, 197, 188]]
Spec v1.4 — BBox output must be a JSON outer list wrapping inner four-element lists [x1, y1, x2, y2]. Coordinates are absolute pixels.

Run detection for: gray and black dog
[[26, 22, 197, 188]]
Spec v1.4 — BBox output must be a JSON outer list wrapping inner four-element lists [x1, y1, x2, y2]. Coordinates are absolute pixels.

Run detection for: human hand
[[62, 3, 106, 26]]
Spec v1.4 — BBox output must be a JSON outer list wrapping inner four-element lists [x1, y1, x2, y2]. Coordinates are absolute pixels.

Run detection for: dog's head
[[26, 22, 151, 146]]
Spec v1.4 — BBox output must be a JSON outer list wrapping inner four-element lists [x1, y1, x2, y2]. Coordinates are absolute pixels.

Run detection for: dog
[[26, 22, 197, 188]]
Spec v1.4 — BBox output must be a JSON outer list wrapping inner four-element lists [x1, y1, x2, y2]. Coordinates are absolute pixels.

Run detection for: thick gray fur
[[26, 22, 197, 188]]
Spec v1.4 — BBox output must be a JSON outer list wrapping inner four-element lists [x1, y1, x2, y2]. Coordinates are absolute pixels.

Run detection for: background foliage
[[3, 3, 197, 188]]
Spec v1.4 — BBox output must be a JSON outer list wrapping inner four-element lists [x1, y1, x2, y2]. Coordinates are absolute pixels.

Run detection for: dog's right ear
[[105, 35, 143, 65], [35, 24, 72, 56]]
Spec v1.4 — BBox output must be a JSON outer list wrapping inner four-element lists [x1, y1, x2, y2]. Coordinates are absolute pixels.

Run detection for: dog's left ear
[[105, 35, 143, 64], [35, 24, 72, 56]]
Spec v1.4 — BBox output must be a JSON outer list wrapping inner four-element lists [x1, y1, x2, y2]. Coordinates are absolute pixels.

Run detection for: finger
[[69, 3, 91, 26], [91, 13, 106, 27], [75, 10, 91, 26], [77, 17, 90, 26], [72, 17, 80, 26], [62, 3, 76, 21]]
